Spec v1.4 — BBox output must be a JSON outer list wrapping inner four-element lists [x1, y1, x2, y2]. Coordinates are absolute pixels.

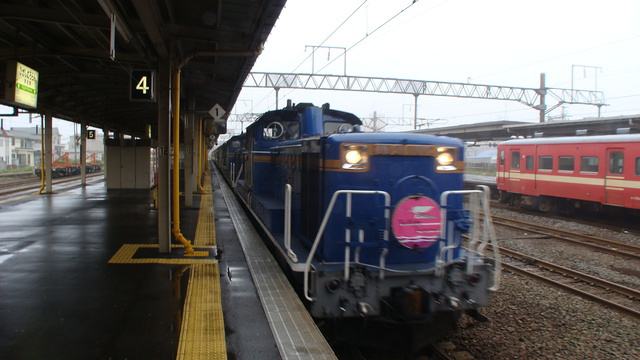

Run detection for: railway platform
[[0, 169, 335, 359]]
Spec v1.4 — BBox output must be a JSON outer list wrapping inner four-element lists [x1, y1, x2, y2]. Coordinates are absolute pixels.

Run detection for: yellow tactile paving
[[194, 176, 216, 247], [108, 172, 226, 359], [108, 173, 218, 266], [107, 244, 217, 264], [177, 173, 226, 360], [176, 263, 226, 360]]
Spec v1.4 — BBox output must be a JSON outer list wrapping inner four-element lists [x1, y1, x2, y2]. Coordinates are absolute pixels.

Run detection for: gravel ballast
[[446, 208, 640, 359]]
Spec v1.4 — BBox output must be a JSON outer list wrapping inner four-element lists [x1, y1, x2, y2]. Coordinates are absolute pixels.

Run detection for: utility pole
[[538, 73, 546, 123]]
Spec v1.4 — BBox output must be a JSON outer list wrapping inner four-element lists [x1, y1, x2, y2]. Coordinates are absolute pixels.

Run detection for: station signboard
[[4, 61, 39, 109]]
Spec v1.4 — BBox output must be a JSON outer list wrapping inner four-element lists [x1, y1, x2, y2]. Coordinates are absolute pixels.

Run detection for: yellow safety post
[[170, 48, 261, 256], [172, 69, 195, 255], [202, 129, 209, 176], [197, 119, 206, 193]]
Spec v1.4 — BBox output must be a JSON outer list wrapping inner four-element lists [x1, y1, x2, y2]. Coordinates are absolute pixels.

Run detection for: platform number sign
[[209, 104, 226, 121], [130, 70, 155, 101], [87, 130, 96, 140]]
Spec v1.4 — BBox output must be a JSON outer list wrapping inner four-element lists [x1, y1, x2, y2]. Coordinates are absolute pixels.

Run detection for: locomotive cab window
[[538, 156, 553, 171], [499, 150, 504, 166], [325, 122, 355, 135], [263, 121, 300, 141], [636, 157, 640, 176], [558, 156, 575, 172], [283, 121, 300, 140], [609, 151, 624, 175], [580, 156, 599, 173], [263, 121, 284, 140]]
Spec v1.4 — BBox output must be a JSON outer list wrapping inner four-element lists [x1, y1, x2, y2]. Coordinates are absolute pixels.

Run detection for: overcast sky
[[233, 0, 640, 133]]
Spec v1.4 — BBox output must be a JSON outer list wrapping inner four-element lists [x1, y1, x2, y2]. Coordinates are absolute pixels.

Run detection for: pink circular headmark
[[391, 196, 442, 249]]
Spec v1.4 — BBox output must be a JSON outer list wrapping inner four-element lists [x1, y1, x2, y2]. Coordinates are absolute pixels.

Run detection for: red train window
[[635, 157, 640, 176], [539, 156, 553, 171], [511, 151, 520, 169], [580, 156, 599, 173], [559, 156, 575, 171], [609, 151, 624, 174], [525, 155, 534, 170]]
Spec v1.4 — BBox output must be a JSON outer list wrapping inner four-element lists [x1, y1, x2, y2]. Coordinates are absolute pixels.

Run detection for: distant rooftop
[[410, 115, 640, 141]]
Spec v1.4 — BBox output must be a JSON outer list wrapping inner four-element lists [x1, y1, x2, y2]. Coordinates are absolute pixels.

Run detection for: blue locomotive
[[213, 101, 500, 349]]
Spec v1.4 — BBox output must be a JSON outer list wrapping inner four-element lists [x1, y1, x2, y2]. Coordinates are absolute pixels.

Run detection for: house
[[0, 128, 11, 170], [9, 127, 64, 169]]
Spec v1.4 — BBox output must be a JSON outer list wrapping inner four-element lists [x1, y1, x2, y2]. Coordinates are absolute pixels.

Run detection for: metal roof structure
[[503, 115, 640, 138], [412, 115, 640, 142], [410, 120, 529, 142], [0, 0, 286, 138]]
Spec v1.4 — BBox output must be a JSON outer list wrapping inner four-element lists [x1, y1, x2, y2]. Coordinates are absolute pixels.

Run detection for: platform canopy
[[0, 0, 286, 138]]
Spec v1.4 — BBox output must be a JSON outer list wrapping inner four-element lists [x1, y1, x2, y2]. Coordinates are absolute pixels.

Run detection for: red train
[[496, 134, 640, 213]]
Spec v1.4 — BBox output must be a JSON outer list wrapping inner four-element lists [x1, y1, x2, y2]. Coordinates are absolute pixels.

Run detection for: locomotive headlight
[[436, 147, 457, 171], [345, 150, 362, 164], [437, 152, 454, 166], [341, 144, 368, 170]]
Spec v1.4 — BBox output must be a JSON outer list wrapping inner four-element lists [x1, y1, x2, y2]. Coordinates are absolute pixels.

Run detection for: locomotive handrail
[[284, 184, 298, 262], [303, 190, 391, 301], [234, 164, 244, 187], [478, 185, 501, 291], [438, 186, 501, 291]]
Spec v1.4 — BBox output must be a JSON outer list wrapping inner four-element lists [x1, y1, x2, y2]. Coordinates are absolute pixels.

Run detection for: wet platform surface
[[0, 171, 335, 360], [0, 176, 277, 360], [0, 182, 185, 359]]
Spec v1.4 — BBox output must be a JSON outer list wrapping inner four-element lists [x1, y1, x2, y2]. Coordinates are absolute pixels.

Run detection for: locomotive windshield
[[324, 121, 357, 135]]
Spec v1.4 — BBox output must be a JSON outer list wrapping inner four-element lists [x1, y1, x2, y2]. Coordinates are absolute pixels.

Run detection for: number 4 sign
[[130, 70, 155, 101]]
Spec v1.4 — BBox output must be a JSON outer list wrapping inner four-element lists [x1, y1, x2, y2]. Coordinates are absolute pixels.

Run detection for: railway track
[[491, 215, 640, 261], [498, 245, 640, 320], [0, 172, 104, 196], [482, 213, 640, 319], [465, 210, 640, 319]]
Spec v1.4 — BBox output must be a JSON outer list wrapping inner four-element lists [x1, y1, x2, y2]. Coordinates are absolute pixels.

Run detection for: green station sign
[[4, 61, 39, 109]]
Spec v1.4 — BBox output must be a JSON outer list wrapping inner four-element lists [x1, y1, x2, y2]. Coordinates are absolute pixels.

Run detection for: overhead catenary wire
[[274, 0, 421, 108], [291, 0, 369, 74], [249, 0, 370, 112], [230, 1, 640, 136], [315, 0, 420, 74]]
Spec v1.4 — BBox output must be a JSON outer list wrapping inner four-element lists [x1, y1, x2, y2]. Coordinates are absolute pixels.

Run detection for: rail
[[0, 172, 104, 196], [500, 246, 640, 319], [491, 215, 640, 261]]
